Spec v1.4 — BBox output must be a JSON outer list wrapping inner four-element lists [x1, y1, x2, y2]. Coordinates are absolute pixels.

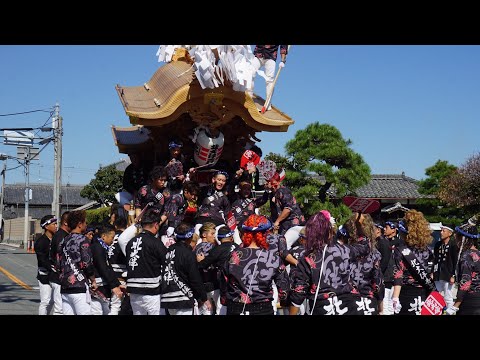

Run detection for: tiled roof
[[111, 126, 152, 154], [72, 201, 101, 211], [101, 159, 130, 172], [115, 160, 130, 172], [112, 126, 151, 146], [4, 184, 90, 206], [355, 174, 425, 199]]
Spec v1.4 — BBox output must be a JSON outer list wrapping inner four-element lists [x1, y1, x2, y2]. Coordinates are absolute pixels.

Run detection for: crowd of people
[[33, 135, 479, 315], [28, 43, 480, 316], [35, 81, 480, 315]]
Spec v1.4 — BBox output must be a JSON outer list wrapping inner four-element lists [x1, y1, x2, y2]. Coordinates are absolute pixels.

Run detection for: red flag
[[226, 211, 237, 230], [420, 291, 446, 315], [342, 196, 380, 214], [240, 150, 260, 170]]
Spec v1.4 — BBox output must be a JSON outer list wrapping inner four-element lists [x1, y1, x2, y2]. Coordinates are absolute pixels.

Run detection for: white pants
[[382, 287, 394, 315], [38, 281, 53, 315], [277, 301, 306, 315], [169, 308, 195, 315], [217, 302, 227, 315], [130, 293, 161, 315], [272, 283, 279, 314], [299, 300, 307, 315], [91, 298, 110, 315], [248, 57, 276, 107], [200, 289, 224, 315], [435, 280, 455, 308], [212, 289, 226, 315], [50, 282, 63, 315], [109, 293, 122, 315], [62, 292, 91, 315]]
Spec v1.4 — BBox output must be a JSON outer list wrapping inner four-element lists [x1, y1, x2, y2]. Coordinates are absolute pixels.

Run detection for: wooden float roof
[[115, 60, 294, 133]]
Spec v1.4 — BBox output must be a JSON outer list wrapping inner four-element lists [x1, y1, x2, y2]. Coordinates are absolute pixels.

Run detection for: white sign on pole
[[24, 188, 32, 201], [3, 130, 34, 147], [17, 147, 40, 161]]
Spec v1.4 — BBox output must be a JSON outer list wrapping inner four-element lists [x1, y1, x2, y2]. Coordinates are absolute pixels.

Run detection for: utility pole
[[24, 147, 31, 251], [52, 103, 62, 219], [0, 160, 6, 240]]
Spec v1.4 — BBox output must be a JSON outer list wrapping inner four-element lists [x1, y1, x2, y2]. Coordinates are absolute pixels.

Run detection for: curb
[[0, 242, 22, 248]]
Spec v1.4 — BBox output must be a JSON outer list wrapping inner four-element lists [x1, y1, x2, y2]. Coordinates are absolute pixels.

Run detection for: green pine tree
[[266, 122, 371, 224], [80, 164, 123, 205]]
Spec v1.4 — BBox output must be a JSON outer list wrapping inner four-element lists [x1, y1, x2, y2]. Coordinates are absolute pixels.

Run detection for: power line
[[33, 110, 55, 138], [0, 108, 53, 117], [6, 164, 23, 172], [0, 108, 55, 140], [3, 137, 54, 173], [0, 128, 34, 131]]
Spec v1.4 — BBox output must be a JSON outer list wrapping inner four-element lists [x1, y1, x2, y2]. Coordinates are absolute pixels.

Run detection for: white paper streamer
[[156, 45, 259, 92]]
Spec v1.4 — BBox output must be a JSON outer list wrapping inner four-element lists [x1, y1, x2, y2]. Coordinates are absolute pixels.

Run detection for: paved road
[[0, 244, 39, 315]]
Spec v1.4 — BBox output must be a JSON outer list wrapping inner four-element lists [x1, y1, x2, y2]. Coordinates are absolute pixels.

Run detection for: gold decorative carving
[[172, 48, 194, 64]]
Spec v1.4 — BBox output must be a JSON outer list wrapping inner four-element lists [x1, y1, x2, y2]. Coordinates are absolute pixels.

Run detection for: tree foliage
[[265, 122, 371, 224], [80, 165, 123, 205], [418, 160, 457, 195], [416, 160, 464, 224], [439, 153, 480, 214]]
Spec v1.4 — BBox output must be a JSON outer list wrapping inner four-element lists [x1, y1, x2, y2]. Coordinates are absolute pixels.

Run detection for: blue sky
[[0, 45, 479, 186]]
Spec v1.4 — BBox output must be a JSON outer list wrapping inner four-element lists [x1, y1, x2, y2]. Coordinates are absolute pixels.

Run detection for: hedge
[[86, 207, 110, 225]]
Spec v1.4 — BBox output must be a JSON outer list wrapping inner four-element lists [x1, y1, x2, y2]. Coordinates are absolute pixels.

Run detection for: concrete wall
[[1, 217, 40, 247]]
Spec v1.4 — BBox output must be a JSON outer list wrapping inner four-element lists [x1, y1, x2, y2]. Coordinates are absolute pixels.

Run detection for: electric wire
[[0, 108, 54, 117]]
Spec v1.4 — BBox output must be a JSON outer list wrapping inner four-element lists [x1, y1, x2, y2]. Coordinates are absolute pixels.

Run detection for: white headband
[[41, 217, 57, 228], [441, 226, 454, 233]]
